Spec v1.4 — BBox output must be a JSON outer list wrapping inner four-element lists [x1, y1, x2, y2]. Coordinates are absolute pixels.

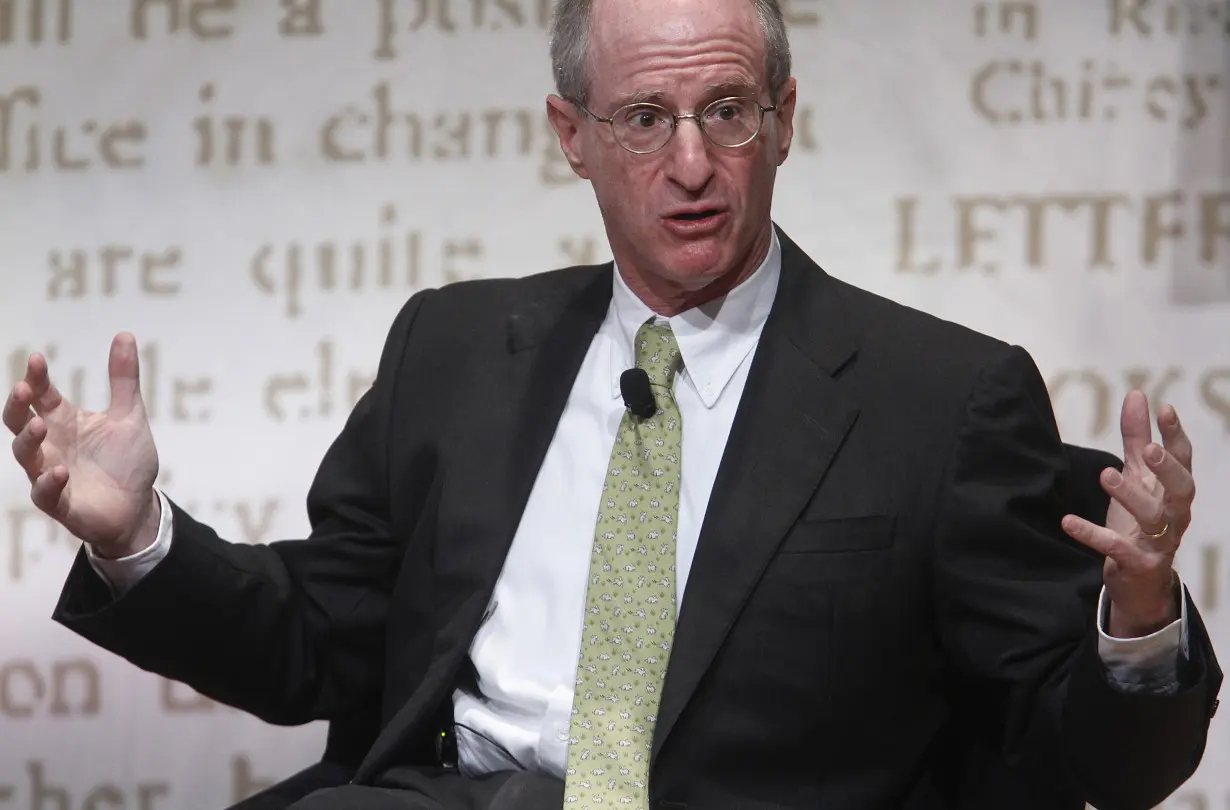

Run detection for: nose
[[663, 118, 715, 195]]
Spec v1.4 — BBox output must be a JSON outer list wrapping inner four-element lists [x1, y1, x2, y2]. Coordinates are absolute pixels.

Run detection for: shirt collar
[[607, 227, 782, 408]]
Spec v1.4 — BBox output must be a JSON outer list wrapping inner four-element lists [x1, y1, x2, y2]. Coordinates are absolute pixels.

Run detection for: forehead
[[587, 0, 766, 104]]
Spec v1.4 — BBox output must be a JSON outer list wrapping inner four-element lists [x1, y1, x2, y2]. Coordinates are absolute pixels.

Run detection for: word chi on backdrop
[[0, 1, 1226, 808]]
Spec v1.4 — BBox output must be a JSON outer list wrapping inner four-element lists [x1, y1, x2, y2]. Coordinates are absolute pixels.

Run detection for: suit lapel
[[652, 229, 862, 763], [355, 265, 614, 781]]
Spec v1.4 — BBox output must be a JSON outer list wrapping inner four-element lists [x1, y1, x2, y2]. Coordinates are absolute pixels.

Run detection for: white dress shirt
[[89, 228, 1187, 780]]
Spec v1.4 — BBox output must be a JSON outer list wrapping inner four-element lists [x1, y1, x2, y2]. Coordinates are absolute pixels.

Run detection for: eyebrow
[[612, 89, 667, 106], [609, 79, 761, 109], [702, 79, 761, 97]]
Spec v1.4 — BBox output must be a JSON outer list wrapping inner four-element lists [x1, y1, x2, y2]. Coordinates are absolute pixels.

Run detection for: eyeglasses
[[572, 96, 777, 154]]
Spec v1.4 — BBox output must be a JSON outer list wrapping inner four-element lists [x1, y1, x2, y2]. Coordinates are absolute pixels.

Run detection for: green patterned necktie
[[563, 318, 684, 810]]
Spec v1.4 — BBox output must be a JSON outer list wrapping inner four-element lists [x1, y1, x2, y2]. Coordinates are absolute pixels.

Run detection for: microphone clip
[[620, 368, 658, 419]]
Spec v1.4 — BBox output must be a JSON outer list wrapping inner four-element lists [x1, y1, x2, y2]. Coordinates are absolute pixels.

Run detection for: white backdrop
[[1, 0, 1227, 807]]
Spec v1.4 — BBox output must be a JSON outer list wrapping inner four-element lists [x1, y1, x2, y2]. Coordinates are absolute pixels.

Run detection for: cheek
[[595, 160, 660, 220], [713, 160, 760, 212], [743, 153, 778, 199]]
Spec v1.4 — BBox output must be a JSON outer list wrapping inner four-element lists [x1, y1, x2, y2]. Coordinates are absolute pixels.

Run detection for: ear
[[770, 77, 797, 165], [546, 94, 591, 180]]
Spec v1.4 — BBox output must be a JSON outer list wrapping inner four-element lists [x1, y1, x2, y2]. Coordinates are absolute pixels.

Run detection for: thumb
[[107, 332, 145, 415]]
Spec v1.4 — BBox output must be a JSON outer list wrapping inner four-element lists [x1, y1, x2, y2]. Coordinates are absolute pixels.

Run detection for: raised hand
[[4, 333, 161, 558], [1061, 389, 1194, 638]]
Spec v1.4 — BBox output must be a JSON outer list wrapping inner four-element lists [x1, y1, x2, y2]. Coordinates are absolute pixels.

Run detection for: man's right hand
[[3, 332, 161, 559]]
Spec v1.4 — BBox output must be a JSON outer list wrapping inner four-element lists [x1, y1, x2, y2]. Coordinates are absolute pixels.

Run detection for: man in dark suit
[[4, 0, 1221, 808]]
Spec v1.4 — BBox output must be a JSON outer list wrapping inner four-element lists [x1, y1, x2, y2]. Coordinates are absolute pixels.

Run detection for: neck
[[618, 226, 773, 317]]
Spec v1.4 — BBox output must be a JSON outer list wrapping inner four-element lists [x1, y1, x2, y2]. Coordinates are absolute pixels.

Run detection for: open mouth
[[670, 210, 721, 221]]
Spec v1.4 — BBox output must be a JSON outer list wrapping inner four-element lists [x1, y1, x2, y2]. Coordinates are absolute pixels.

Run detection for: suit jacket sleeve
[[933, 345, 1222, 810], [50, 290, 433, 727]]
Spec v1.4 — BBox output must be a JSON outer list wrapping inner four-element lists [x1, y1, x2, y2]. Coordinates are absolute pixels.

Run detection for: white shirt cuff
[[1096, 575, 1189, 694], [84, 489, 174, 596]]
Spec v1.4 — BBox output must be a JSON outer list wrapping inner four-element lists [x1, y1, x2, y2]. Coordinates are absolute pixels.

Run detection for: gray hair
[[548, 0, 792, 107]]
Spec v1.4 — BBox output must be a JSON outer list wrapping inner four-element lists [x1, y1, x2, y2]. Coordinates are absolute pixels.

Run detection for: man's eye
[[630, 111, 661, 128]]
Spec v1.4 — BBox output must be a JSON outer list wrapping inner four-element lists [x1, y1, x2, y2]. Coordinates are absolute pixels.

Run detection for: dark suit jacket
[[54, 228, 1221, 810]]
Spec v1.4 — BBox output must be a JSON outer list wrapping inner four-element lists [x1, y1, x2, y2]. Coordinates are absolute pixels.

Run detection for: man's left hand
[[1061, 389, 1194, 639]]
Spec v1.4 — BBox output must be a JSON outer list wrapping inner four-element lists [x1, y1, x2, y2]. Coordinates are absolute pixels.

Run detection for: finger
[[30, 465, 69, 518], [3, 381, 34, 435], [107, 332, 144, 415], [1119, 389, 1154, 471], [23, 352, 65, 416], [1157, 404, 1193, 473], [11, 415, 48, 481], [1062, 515, 1144, 565], [1143, 442, 1195, 533], [1101, 466, 1169, 537]]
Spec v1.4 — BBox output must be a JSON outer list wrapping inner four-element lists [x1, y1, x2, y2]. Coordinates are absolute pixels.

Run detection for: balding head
[[544, 0, 797, 314], [549, 0, 792, 106]]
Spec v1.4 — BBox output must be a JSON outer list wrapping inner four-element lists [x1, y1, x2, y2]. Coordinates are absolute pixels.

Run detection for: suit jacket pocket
[[778, 514, 896, 554]]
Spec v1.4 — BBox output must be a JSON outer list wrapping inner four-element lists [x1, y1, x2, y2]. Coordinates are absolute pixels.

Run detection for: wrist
[[1107, 575, 1179, 639], [96, 493, 161, 560]]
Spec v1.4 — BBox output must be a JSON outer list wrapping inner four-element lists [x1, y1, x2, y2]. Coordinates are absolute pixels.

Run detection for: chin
[[660, 243, 733, 287]]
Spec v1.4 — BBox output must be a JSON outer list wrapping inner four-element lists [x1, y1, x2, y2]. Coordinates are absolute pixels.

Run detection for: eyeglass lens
[[612, 98, 764, 152]]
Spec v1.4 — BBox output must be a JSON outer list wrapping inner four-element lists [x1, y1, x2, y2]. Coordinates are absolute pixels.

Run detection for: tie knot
[[634, 319, 682, 391]]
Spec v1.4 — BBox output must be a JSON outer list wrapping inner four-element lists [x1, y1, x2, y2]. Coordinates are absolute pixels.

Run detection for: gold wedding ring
[[1142, 520, 1170, 540]]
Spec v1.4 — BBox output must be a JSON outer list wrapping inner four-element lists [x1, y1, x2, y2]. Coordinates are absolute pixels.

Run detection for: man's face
[[548, 0, 796, 296]]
